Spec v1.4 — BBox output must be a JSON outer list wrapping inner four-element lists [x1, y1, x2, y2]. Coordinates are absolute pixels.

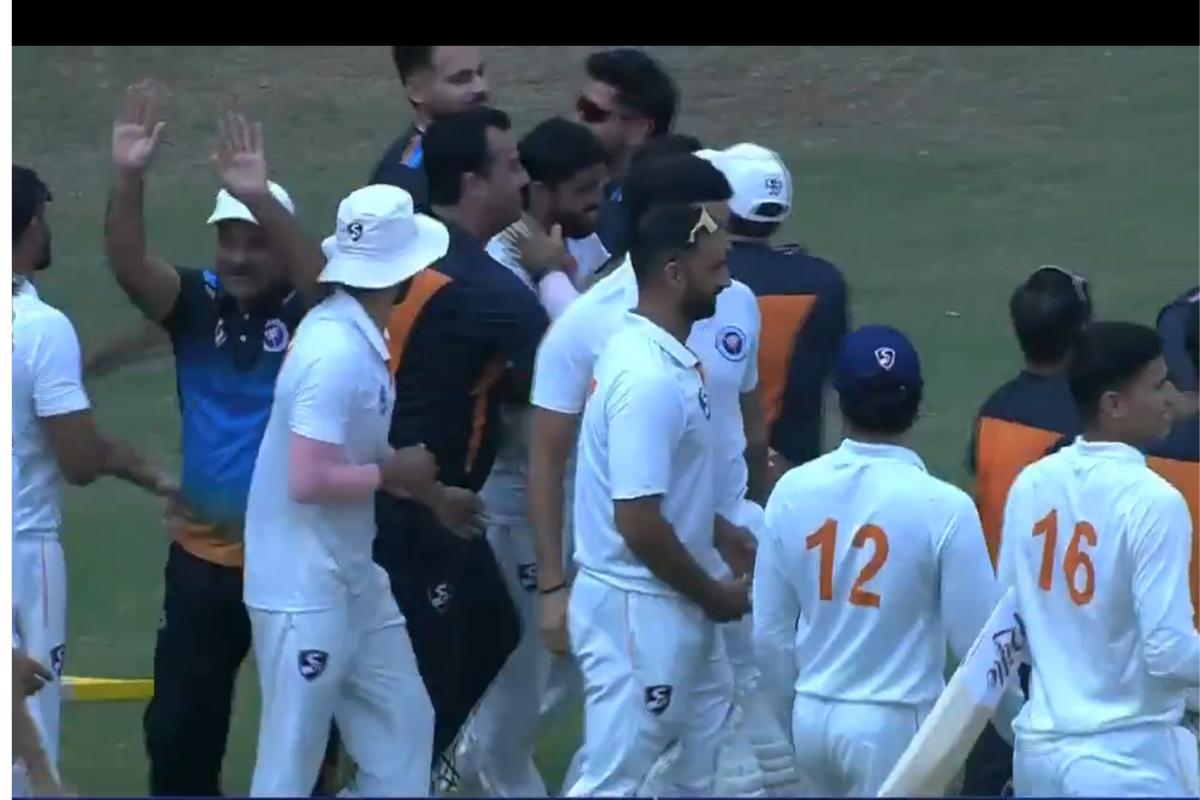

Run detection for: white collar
[[1071, 436, 1146, 465], [325, 289, 389, 363], [624, 310, 699, 370], [838, 438, 927, 471]]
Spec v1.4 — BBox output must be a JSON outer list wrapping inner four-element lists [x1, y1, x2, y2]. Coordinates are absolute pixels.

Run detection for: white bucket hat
[[318, 184, 449, 290], [207, 181, 296, 225]]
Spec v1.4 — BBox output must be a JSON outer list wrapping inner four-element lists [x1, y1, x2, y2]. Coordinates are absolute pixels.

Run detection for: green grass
[[13, 45, 1197, 795]]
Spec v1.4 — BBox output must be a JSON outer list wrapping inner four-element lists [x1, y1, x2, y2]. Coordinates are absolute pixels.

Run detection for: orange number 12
[[806, 519, 890, 608]]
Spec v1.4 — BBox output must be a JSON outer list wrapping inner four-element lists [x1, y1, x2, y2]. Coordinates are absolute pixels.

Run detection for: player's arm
[[753, 500, 802, 736], [1130, 490, 1200, 685], [106, 80, 181, 323], [84, 320, 172, 380], [609, 370, 747, 621], [527, 327, 590, 655], [213, 111, 326, 308], [13, 652, 62, 796], [741, 388, 769, 505]]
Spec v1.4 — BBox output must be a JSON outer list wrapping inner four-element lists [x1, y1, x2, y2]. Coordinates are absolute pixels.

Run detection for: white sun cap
[[206, 181, 296, 225], [318, 184, 449, 290]]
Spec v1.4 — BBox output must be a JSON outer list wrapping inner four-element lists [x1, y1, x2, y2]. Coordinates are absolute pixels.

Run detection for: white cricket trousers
[[248, 581, 433, 797], [791, 693, 931, 796], [567, 571, 736, 796], [1014, 723, 1200, 796], [12, 537, 67, 792], [459, 520, 552, 796]]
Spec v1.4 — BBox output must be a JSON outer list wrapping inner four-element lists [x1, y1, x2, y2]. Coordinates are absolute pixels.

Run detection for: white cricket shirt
[[243, 290, 397, 612], [11, 280, 92, 541], [573, 312, 717, 596], [998, 438, 1200, 736], [754, 440, 999, 708], [530, 257, 761, 541]]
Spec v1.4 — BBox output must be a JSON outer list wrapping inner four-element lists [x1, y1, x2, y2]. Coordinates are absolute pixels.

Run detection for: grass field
[[12, 45, 1198, 794]]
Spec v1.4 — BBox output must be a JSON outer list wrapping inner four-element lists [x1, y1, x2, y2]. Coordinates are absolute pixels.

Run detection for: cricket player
[[12, 165, 172, 795], [998, 321, 1200, 796], [242, 184, 473, 795], [754, 325, 1007, 796]]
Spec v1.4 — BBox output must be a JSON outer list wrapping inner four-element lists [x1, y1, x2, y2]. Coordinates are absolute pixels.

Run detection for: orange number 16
[[806, 519, 890, 608], [1032, 509, 1097, 606]]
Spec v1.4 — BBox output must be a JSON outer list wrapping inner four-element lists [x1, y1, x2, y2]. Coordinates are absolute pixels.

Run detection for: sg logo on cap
[[875, 347, 896, 370], [764, 176, 784, 196], [347, 221, 364, 242]]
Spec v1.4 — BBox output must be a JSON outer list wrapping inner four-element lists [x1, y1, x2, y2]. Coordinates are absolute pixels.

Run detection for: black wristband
[[539, 580, 570, 595]]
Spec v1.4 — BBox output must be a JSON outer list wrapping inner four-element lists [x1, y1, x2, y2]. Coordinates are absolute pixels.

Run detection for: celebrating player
[[999, 321, 1200, 796], [754, 325, 1008, 795]]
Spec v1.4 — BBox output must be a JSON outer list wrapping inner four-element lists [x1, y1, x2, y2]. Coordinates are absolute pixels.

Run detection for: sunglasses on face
[[576, 95, 614, 124]]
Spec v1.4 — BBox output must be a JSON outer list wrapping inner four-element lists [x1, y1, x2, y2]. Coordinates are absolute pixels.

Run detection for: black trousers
[[143, 542, 340, 796], [374, 497, 521, 764]]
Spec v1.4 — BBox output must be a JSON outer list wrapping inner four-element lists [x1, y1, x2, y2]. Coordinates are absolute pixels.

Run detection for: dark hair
[[391, 46, 434, 83], [727, 213, 782, 240], [423, 107, 511, 206], [585, 49, 678, 137], [1010, 268, 1093, 366], [839, 382, 923, 435], [629, 203, 709, 280], [13, 165, 49, 245], [629, 133, 703, 170], [1068, 321, 1163, 424], [1186, 301, 1199, 373], [519, 118, 607, 190], [622, 154, 731, 233]]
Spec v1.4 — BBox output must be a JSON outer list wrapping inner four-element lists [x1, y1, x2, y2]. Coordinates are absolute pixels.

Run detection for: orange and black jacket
[[727, 241, 848, 467], [1159, 286, 1199, 394], [1147, 413, 1199, 628], [383, 221, 549, 496], [969, 371, 1081, 567]]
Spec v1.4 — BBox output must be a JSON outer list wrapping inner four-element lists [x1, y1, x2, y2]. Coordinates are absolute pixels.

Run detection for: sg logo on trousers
[[298, 649, 329, 681], [428, 582, 453, 613], [644, 684, 673, 717]]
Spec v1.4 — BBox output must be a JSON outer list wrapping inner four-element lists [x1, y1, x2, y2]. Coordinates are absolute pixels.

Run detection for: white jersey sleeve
[[1130, 487, 1200, 685], [288, 336, 360, 447], [607, 368, 684, 501], [31, 308, 90, 418], [936, 492, 1002, 662], [531, 318, 593, 415], [752, 509, 801, 734], [739, 287, 760, 393]]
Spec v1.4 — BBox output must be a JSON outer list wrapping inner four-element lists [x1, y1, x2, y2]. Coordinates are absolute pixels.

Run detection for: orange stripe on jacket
[[1148, 455, 1199, 629], [756, 294, 815, 430], [974, 416, 1062, 569], [465, 357, 507, 473], [387, 270, 453, 374]]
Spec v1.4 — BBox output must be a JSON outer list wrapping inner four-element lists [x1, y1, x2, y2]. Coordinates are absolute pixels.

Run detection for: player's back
[[770, 439, 985, 705], [999, 438, 1195, 735]]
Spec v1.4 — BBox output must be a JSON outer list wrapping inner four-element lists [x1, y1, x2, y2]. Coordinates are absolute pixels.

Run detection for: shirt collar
[[326, 289, 389, 363], [1070, 436, 1146, 465], [625, 311, 698, 370], [838, 438, 927, 471]]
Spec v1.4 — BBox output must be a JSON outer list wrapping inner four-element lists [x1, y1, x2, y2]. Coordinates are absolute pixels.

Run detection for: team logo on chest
[[874, 347, 896, 370], [298, 649, 329, 681], [697, 386, 711, 419], [263, 319, 289, 353], [644, 684, 673, 716], [715, 325, 747, 362], [214, 318, 227, 348]]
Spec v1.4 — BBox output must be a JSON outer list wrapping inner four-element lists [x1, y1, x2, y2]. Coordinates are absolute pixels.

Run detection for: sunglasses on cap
[[688, 205, 720, 244], [1034, 264, 1091, 308]]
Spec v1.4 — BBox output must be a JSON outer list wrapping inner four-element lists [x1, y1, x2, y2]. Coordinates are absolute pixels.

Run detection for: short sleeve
[[31, 311, 90, 418], [741, 291, 761, 393], [531, 318, 592, 415], [288, 340, 360, 446], [606, 368, 685, 501]]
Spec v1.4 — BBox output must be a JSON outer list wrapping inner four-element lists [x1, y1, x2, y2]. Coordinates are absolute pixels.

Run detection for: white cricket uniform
[[11, 280, 90, 788], [568, 311, 736, 796], [754, 440, 1001, 795], [998, 438, 1200, 797], [454, 232, 608, 796], [243, 290, 433, 797]]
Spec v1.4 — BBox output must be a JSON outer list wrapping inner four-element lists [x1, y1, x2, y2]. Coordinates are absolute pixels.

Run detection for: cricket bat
[[877, 586, 1027, 797]]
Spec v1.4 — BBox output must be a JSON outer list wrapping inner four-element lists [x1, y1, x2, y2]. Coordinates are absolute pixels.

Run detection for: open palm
[[112, 80, 166, 173], [213, 111, 268, 199]]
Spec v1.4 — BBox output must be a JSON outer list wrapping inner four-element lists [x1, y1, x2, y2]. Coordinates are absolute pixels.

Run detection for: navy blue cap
[[834, 325, 923, 395]]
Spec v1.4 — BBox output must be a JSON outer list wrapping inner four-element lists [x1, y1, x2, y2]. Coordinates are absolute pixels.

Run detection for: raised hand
[[112, 80, 167, 174], [213, 110, 268, 200]]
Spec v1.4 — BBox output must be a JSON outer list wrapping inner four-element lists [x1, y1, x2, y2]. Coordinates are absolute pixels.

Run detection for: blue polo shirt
[[164, 268, 306, 545]]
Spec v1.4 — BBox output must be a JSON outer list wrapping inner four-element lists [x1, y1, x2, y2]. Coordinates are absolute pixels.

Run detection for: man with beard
[[567, 196, 752, 796], [13, 164, 173, 795], [575, 48, 678, 258], [372, 46, 490, 200], [373, 107, 551, 772], [453, 117, 608, 796]]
